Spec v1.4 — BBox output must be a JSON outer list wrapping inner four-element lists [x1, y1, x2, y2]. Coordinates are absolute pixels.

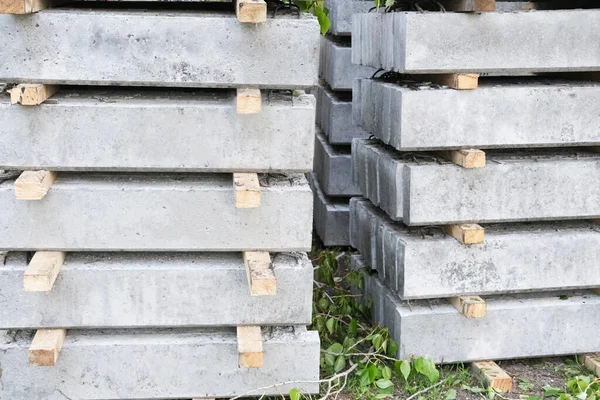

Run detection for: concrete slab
[[0, 9, 319, 88], [350, 198, 600, 299], [324, 0, 372, 36], [0, 89, 315, 172], [309, 174, 350, 247], [0, 327, 320, 399], [352, 139, 600, 225], [319, 35, 377, 91], [317, 85, 369, 145], [315, 129, 360, 197], [352, 10, 600, 74], [0, 173, 312, 252], [0, 252, 312, 329], [354, 78, 600, 151], [355, 265, 600, 363]]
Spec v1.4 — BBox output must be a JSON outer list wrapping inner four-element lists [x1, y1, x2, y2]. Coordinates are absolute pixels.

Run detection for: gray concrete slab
[[0, 89, 315, 172], [309, 174, 350, 247], [350, 198, 600, 299], [352, 10, 600, 74], [319, 35, 377, 91], [315, 129, 360, 197], [0, 252, 312, 329], [0, 327, 320, 399], [0, 173, 312, 251], [352, 139, 600, 225], [0, 9, 319, 88], [353, 255, 600, 363], [317, 85, 369, 145], [354, 78, 600, 151], [324, 0, 373, 36]]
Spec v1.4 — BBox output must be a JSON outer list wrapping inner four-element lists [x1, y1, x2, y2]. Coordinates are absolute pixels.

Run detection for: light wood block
[[593, 288, 600, 295], [449, 296, 487, 318], [578, 354, 600, 377], [243, 251, 276, 296], [0, 0, 61, 13], [15, 170, 57, 200], [471, 361, 513, 392], [444, 224, 485, 245], [441, 0, 496, 11], [24, 251, 66, 292], [442, 149, 486, 168], [236, 88, 262, 114], [428, 73, 479, 90], [235, 0, 267, 23], [28, 329, 66, 366], [233, 173, 261, 208], [10, 84, 58, 105], [237, 325, 263, 368]]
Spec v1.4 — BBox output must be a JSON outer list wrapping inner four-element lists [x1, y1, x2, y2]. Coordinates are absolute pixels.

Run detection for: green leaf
[[327, 343, 343, 356], [375, 379, 393, 389], [289, 388, 301, 400], [382, 366, 392, 381], [334, 355, 346, 372], [414, 357, 440, 383], [385, 0, 395, 6], [368, 364, 381, 383], [544, 385, 562, 397], [318, 298, 329, 311], [313, 7, 331, 35], [324, 353, 335, 366], [387, 340, 398, 357], [349, 319, 358, 336], [445, 389, 457, 400], [399, 360, 411, 381], [359, 370, 371, 387], [326, 318, 335, 335], [374, 394, 393, 399]]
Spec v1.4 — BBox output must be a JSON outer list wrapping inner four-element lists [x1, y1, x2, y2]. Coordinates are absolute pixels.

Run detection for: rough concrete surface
[[324, 0, 372, 36], [350, 198, 600, 299], [309, 174, 350, 247], [354, 258, 600, 363], [0, 327, 320, 399], [0, 10, 319, 88], [0, 173, 312, 251], [319, 35, 377, 91], [0, 252, 313, 329], [353, 139, 600, 225], [317, 85, 369, 145], [0, 89, 315, 172], [315, 129, 360, 197], [354, 78, 600, 150], [352, 10, 600, 74]]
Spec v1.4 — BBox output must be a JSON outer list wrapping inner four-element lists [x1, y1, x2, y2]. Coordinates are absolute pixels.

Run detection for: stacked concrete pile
[[312, 0, 375, 246], [0, 1, 320, 398], [349, 2, 600, 371]]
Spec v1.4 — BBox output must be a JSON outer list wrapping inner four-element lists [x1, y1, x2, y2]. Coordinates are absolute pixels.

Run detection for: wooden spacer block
[[440, 0, 495, 11], [449, 296, 487, 318], [441, 149, 486, 168], [10, 84, 58, 105], [236, 88, 262, 114], [28, 329, 67, 366], [243, 251, 276, 296], [233, 173, 261, 208], [24, 251, 66, 292], [235, 0, 267, 23], [0, 0, 61, 13], [592, 288, 600, 295], [15, 170, 57, 200], [429, 73, 479, 90], [471, 361, 513, 392], [444, 224, 485, 245], [237, 325, 264, 368], [578, 354, 600, 377]]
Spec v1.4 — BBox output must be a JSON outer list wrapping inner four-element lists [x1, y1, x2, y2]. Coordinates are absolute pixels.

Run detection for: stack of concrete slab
[[0, 2, 320, 398], [350, 3, 600, 367], [312, 0, 375, 247]]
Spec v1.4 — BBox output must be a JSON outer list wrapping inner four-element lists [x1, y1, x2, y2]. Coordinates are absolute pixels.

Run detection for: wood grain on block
[[10, 84, 58, 105], [28, 329, 66, 366], [236, 88, 262, 114], [420, 74, 479, 90], [0, 0, 60, 13], [449, 296, 487, 318], [237, 325, 263, 368], [471, 361, 513, 392], [233, 173, 261, 208], [23, 251, 65, 292], [444, 224, 485, 245], [15, 170, 57, 200], [578, 354, 600, 377], [443, 149, 486, 168], [593, 288, 600, 295], [235, 0, 266, 23], [243, 251, 276, 296], [441, 0, 495, 11]]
